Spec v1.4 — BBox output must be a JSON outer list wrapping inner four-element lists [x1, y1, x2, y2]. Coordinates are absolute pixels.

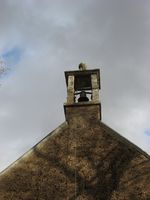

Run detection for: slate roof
[[0, 119, 150, 200]]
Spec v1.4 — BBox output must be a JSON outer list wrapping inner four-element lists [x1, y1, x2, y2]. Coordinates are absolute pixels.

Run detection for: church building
[[0, 64, 150, 200]]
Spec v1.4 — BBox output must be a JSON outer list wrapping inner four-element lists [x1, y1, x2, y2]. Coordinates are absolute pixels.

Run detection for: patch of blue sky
[[1, 47, 23, 79], [144, 130, 150, 136], [2, 46, 23, 66]]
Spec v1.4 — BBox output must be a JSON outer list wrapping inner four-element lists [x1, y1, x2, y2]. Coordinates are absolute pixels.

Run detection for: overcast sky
[[0, 0, 150, 172]]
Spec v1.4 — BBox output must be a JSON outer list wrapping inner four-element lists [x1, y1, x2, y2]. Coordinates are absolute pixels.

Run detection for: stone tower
[[64, 64, 101, 128], [0, 64, 150, 200]]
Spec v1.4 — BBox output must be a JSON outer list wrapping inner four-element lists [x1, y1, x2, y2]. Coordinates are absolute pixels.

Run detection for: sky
[[0, 0, 150, 172]]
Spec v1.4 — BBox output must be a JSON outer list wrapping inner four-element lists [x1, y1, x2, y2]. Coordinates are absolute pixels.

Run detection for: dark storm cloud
[[0, 0, 150, 171]]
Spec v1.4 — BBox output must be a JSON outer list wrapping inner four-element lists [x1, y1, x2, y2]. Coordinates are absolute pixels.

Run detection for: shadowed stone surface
[[0, 104, 150, 199]]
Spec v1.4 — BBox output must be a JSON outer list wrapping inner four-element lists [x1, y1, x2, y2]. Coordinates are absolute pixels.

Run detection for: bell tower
[[64, 63, 101, 126]]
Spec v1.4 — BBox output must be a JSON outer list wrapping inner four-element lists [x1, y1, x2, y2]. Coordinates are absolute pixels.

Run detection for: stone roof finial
[[79, 63, 87, 71]]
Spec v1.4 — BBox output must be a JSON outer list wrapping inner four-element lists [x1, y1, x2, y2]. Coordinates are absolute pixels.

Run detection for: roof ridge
[[0, 122, 67, 176], [100, 122, 150, 160]]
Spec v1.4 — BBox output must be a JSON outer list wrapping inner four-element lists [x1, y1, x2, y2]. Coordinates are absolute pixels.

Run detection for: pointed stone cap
[[78, 63, 87, 71]]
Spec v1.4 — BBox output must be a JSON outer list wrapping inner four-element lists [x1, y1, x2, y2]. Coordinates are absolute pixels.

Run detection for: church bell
[[77, 91, 89, 102]]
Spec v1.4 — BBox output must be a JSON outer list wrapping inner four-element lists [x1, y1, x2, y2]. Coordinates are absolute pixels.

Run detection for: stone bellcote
[[64, 63, 101, 127]]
